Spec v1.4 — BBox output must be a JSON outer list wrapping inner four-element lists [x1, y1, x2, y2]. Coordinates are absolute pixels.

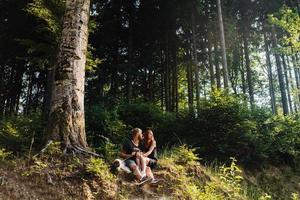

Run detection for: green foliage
[[268, 5, 300, 52], [158, 145, 225, 200], [86, 104, 127, 146], [171, 145, 199, 165], [26, 0, 65, 38], [0, 148, 12, 162], [118, 102, 166, 129], [254, 114, 300, 165], [95, 141, 119, 163], [86, 157, 115, 181], [22, 158, 48, 177], [43, 141, 62, 156], [0, 114, 43, 153], [219, 157, 243, 198]]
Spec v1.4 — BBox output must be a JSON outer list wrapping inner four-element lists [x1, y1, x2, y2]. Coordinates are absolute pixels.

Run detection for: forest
[[0, 0, 300, 199]]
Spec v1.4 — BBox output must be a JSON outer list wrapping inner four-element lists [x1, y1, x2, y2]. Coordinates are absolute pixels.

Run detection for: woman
[[137, 128, 158, 175]]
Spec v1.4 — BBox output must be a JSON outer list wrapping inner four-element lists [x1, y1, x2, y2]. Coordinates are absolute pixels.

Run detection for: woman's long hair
[[143, 129, 155, 149]]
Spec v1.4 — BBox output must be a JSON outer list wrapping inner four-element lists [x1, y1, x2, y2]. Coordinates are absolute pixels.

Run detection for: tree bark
[[281, 55, 293, 113], [208, 36, 215, 91], [292, 54, 300, 107], [187, 52, 194, 114], [217, 0, 229, 88], [242, 16, 254, 107], [214, 39, 221, 89], [271, 26, 289, 115], [263, 32, 276, 114], [45, 0, 90, 150], [126, 1, 134, 103], [286, 55, 297, 112], [192, 10, 200, 113]]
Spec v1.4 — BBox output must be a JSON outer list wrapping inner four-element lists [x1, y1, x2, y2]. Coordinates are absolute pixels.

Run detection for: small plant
[[0, 148, 12, 162], [219, 157, 243, 198], [86, 157, 115, 181], [172, 145, 199, 165], [291, 193, 299, 200], [22, 158, 48, 177], [95, 141, 119, 162], [258, 193, 272, 200], [43, 141, 62, 155]]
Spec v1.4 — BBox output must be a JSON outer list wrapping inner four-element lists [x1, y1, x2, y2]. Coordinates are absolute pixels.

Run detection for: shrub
[[86, 157, 115, 181], [219, 157, 244, 198], [0, 148, 12, 162], [118, 102, 166, 129], [0, 113, 43, 153], [85, 104, 127, 146]]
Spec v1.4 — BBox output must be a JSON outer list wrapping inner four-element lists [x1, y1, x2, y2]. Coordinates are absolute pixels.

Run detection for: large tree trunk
[[45, 0, 90, 150], [271, 26, 289, 115], [217, 0, 229, 88]]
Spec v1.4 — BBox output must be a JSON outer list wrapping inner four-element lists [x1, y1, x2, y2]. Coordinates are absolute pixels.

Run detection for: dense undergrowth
[[0, 91, 300, 199]]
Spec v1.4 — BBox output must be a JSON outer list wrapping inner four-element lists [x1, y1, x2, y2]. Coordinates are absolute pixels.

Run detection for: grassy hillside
[[0, 145, 299, 200]]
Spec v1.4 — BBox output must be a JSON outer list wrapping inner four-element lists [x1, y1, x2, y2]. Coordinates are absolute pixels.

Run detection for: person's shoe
[[150, 178, 161, 184], [137, 176, 151, 186]]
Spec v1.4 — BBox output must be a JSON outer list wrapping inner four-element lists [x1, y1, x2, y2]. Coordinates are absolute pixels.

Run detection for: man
[[119, 128, 155, 183]]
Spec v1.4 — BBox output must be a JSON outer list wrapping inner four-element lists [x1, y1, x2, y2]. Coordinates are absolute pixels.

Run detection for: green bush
[[86, 157, 115, 181], [118, 102, 166, 129], [85, 104, 127, 146], [0, 113, 43, 153], [0, 148, 12, 162]]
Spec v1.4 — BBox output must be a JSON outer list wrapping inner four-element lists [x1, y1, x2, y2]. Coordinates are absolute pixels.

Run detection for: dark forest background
[[0, 0, 300, 167]]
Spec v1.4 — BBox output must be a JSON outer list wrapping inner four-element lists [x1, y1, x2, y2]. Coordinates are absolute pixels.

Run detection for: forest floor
[[0, 151, 300, 200]]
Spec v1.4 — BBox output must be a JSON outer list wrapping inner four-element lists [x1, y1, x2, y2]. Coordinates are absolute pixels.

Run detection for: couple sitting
[[119, 127, 158, 183]]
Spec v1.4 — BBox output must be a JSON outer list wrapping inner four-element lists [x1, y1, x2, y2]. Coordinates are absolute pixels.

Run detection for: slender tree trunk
[[164, 34, 170, 111], [286, 56, 297, 112], [240, 42, 247, 95], [45, 0, 90, 150], [214, 39, 221, 89], [282, 55, 293, 113], [217, 0, 229, 88], [192, 10, 200, 113], [187, 52, 194, 114], [243, 25, 254, 106], [264, 32, 277, 114], [25, 70, 33, 115], [126, 2, 134, 103], [292, 54, 300, 107], [208, 36, 215, 91], [271, 26, 289, 115], [172, 46, 179, 113]]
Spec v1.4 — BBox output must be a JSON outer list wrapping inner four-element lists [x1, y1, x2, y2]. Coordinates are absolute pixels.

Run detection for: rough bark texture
[[217, 0, 229, 88], [45, 0, 90, 149], [264, 32, 276, 114], [282, 55, 293, 113], [243, 33, 254, 107], [271, 26, 289, 115]]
